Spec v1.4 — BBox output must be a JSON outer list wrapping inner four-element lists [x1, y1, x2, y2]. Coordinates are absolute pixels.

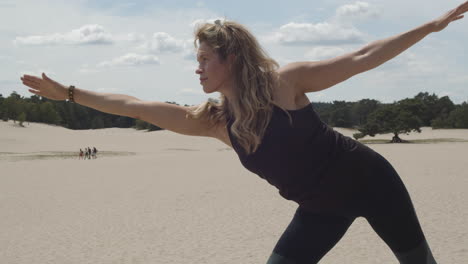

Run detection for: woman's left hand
[[431, 1, 468, 32]]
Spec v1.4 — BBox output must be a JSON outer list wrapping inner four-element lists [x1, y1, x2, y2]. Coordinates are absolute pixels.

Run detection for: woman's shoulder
[[273, 67, 309, 110], [277, 62, 307, 83]]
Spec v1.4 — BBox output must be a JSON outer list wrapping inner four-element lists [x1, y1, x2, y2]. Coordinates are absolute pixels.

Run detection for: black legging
[[266, 144, 437, 264]]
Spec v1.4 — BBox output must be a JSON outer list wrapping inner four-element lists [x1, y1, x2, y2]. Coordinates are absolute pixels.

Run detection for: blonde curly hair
[[186, 20, 291, 155]]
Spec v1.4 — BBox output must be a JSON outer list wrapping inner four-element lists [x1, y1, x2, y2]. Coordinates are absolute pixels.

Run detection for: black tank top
[[227, 102, 358, 203]]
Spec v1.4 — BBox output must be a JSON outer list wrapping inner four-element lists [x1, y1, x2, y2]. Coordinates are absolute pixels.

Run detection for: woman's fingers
[[23, 74, 41, 81], [28, 89, 40, 96], [21, 76, 39, 86], [432, 1, 468, 32], [42, 72, 51, 81], [21, 74, 52, 97], [41, 73, 57, 86], [22, 75, 42, 86], [21, 78, 40, 89]]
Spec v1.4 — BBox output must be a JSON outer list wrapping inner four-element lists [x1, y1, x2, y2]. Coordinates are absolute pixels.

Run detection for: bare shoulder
[[275, 65, 310, 108], [277, 62, 304, 84], [277, 62, 312, 96], [277, 60, 329, 79]]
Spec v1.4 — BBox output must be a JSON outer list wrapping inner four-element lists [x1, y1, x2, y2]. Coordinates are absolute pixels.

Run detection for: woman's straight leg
[[363, 151, 438, 263]]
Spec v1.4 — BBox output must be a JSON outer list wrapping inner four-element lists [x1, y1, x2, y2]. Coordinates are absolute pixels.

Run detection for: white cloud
[[140, 32, 186, 53], [114, 33, 147, 43], [265, 2, 378, 46], [389, 51, 443, 76], [14, 24, 113, 46], [138, 33, 196, 61], [305, 46, 348, 60], [97, 53, 160, 68], [335, 1, 380, 22], [403, 53, 439, 74], [268, 22, 365, 45]]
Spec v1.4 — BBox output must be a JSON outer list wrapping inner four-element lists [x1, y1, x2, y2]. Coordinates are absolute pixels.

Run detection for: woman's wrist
[[423, 21, 438, 34], [68, 85, 76, 102]]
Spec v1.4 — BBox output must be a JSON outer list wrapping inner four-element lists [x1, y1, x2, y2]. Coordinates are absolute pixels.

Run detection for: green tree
[[447, 103, 468, 128], [135, 119, 148, 130], [39, 102, 61, 124], [327, 101, 353, 128], [354, 103, 422, 143], [434, 96, 456, 121], [351, 99, 381, 126], [413, 92, 455, 126], [18, 112, 27, 127], [311, 102, 334, 124], [147, 123, 163, 131], [0, 94, 5, 121], [397, 98, 425, 120], [413, 92, 438, 125], [3, 92, 25, 122], [91, 116, 105, 129], [115, 116, 135, 128]]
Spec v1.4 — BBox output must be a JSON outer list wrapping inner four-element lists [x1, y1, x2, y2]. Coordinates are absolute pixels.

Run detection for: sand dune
[[1, 120, 467, 263]]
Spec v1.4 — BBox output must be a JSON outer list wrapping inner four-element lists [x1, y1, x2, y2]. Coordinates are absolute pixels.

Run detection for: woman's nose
[[195, 68, 203, 74]]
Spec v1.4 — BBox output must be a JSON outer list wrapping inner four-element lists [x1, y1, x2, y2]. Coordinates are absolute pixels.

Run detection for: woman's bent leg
[[266, 207, 354, 264]]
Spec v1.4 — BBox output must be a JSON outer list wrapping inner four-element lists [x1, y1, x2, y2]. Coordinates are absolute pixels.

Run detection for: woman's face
[[195, 42, 233, 94]]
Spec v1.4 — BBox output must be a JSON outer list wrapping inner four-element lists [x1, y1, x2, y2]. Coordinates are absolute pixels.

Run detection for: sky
[[1, 0, 467, 105]]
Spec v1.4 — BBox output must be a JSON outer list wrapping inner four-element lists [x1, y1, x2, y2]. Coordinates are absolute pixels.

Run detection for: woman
[[21, 2, 467, 263]]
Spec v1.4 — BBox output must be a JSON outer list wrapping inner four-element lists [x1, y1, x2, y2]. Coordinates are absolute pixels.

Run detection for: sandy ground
[[1, 120, 467, 264]]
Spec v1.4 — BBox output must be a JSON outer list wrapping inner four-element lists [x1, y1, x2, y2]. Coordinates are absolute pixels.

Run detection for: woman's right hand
[[430, 1, 468, 33], [20, 73, 68, 101]]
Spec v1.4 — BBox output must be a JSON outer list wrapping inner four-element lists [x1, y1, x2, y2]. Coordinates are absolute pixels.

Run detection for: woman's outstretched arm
[[280, 1, 468, 94], [22, 73, 143, 117], [20, 73, 216, 137]]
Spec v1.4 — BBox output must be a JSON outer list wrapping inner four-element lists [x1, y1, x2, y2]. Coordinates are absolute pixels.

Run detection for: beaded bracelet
[[68, 85, 75, 103]]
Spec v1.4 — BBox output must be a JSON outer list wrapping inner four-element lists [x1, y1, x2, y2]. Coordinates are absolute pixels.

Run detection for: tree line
[[312, 92, 468, 142], [1, 92, 467, 141]]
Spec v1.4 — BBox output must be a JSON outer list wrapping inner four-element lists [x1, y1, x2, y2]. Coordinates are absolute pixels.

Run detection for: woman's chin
[[202, 86, 217, 94]]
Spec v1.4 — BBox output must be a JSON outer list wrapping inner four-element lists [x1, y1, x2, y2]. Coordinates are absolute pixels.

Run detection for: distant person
[[79, 149, 84, 160], [92, 147, 98, 159], [20, 3, 468, 262]]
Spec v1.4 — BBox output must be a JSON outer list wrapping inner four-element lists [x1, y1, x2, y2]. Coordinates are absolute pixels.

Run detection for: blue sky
[[1, 0, 467, 104]]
